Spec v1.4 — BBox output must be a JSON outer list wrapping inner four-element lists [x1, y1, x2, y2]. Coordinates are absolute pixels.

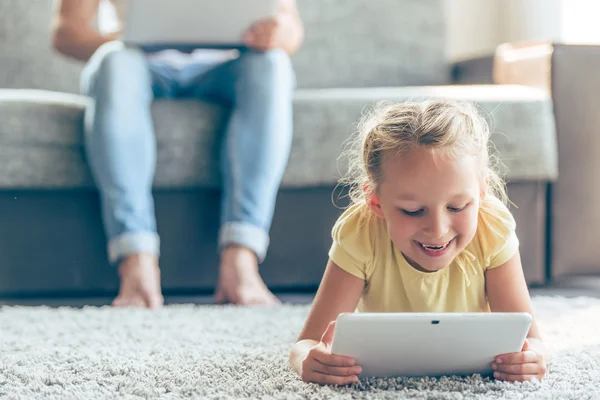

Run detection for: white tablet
[[123, 0, 279, 51], [331, 312, 532, 378]]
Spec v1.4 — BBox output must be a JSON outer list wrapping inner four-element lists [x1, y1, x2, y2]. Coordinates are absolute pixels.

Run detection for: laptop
[[123, 0, 280, 52]]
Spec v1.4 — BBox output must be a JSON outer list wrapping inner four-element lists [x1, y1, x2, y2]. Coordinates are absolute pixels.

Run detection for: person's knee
[[238, 49, 295, 93], [85, 43, 152, 100]]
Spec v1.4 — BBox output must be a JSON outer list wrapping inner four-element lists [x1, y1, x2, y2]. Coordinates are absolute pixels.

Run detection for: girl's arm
[[289, 259, 364, 385], [485, 250, 548, 382]]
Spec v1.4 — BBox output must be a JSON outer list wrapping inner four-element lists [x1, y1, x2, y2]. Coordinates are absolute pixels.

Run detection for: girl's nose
[[424, 213, 449, 239]]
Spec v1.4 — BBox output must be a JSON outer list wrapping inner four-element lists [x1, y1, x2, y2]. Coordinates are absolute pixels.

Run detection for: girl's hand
[[301, 321, 362, 385], [492, 338, 547, 382]]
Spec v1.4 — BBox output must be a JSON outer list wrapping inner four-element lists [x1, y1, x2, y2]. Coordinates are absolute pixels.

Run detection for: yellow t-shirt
[[328, 196, 519, 313]]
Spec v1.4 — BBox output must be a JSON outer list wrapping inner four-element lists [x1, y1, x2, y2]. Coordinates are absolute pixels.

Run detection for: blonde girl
[[289, 99, 547, 385]]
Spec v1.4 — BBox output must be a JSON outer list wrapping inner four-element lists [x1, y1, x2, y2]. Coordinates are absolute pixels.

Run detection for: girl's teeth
[[422, 241, 450, 251]]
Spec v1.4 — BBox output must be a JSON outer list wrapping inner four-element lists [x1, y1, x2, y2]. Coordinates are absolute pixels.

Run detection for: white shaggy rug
[[1, 296, 599, 399]]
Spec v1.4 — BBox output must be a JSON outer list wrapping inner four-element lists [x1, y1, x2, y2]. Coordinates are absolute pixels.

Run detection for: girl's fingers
[[303, 370, 359, 386], [311, 361, 362, 377], [310, 347, 356, 367], [496, 350, 540, 365], [493, 362, 544, 376], [493, 371, 544, 382]]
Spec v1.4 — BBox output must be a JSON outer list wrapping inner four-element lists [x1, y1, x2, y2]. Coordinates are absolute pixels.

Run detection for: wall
[[447, 0, 599, 62], [444, 0, 503, 62], [561, 0, 600, 44]]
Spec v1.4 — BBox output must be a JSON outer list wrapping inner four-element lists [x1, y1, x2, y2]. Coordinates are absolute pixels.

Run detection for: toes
[[146, 293, 164, 309], [243, 290, 279, 306], [214, 288, 227, 304], [223, 291, 250, 306], [215, 283, 279, 307], [250, 297, 265, 306], [112, 294, 147, 308], [130, 297, 147, 308], [137, 286, 164, 309], [112, 294, 138, 308], [112, 296, 127, 307], [260, 294, 280, 306]]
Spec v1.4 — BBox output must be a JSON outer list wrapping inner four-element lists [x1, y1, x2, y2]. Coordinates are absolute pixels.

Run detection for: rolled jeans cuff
[[108, 231, 161, 265], [218, 222, 269, 263]]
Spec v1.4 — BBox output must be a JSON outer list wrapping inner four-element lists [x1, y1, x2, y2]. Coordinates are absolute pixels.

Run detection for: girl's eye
[[401, 208, 424, 217], [448, 204, 468, 213]]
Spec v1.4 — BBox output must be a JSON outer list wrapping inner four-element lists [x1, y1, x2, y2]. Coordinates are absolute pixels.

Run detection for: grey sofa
[[0, 0, 556, 298]]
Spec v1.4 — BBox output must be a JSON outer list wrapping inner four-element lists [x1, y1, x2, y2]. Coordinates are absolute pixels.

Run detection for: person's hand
[[492, 338, 547, 382], [301, 321, 362, 385], [243, 17, 281, 51]]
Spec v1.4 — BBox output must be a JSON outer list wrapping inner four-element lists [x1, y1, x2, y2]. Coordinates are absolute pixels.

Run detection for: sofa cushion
[[0, 90, 228, 189], [0, 0, 449, 92], [0, 85, 557, 189], [292, 85, 558, 184]]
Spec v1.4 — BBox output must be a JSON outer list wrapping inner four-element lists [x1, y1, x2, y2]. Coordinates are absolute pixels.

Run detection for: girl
[[289, 99, 547, 385]]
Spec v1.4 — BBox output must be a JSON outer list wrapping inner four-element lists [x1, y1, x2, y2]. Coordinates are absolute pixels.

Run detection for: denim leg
[[80, 41, 177, 264], [183, 49, 295, 262]]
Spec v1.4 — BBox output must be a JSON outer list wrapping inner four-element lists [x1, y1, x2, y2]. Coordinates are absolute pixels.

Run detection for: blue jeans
[[80, 41, 295, 265]]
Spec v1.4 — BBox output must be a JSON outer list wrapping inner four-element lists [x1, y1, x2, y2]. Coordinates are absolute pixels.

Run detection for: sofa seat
[[0, 85, 556, 190]]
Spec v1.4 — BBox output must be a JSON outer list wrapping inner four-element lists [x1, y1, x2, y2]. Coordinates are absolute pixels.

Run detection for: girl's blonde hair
[[340, 99, 507, 207]]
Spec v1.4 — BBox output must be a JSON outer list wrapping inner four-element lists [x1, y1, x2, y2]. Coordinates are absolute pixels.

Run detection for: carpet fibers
[[1, 296, 599, 399]]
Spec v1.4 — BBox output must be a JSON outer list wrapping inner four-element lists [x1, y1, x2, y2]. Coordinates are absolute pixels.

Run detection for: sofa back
[[0, 0, 450, 92], [0, 0, 83, 93], [293, 0, 449, 88]]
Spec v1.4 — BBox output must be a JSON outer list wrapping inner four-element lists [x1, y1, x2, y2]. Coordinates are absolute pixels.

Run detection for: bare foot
[[112, 253, 164, 309], [214, 246, 280, 306]]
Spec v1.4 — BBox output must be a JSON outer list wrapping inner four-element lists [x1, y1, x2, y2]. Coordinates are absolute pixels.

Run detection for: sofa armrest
[[544, 44, 600, 280], [497, 42, 600, 280], [492, 41, 554, 93], [452, 41, 554, 90]]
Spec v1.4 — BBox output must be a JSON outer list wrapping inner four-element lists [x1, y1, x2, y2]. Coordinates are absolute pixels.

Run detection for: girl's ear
[[480, 179, 489, 202], [367, 192, 385, 218]]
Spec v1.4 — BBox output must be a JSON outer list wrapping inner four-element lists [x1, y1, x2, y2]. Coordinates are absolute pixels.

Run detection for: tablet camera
[[431, 320, 440, 325]]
